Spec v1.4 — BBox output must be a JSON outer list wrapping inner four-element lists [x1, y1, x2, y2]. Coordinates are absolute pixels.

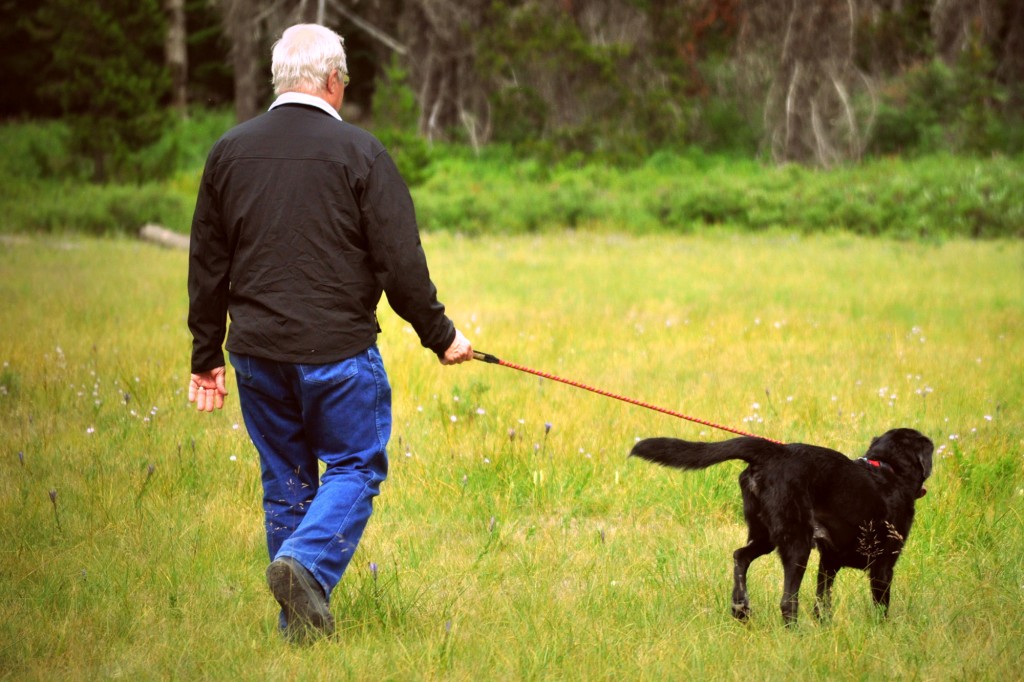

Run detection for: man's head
[[271, 24, 348, 99]]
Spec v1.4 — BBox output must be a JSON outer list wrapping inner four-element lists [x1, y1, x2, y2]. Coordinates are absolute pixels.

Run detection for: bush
[[1, 115, 1021, 240], [0, 113, 228, 235], [376, 129, 433, 188], [1, 180, 191, 236], [411, 151, 1024, 239], [868, 55, 1023, 157], [370, 56, 434, 187]]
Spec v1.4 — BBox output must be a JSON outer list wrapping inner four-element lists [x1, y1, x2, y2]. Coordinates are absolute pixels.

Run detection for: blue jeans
[[229, 347, 391, 600]]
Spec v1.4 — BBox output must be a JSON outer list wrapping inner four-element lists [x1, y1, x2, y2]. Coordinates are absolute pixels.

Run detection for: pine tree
[[33, 0, 169, 182]]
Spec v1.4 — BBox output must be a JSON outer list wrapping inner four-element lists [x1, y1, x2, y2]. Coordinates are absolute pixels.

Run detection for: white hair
[[271, 24, 348, 95]]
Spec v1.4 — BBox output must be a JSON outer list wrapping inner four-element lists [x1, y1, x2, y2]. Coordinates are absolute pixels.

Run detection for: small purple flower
[[369, 562, 379, 580], [539, 422, 553, 458], [49, 488, 61, 531]]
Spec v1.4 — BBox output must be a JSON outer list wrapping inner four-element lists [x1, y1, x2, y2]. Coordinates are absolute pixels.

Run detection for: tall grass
[[1, 232, 1021, 680]]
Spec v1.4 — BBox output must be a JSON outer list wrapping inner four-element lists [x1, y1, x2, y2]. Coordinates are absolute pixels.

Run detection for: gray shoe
[[266, 556, 335, 641]]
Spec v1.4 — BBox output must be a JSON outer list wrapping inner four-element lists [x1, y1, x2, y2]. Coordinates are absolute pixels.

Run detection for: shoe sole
[[266, 559, 335, 638]]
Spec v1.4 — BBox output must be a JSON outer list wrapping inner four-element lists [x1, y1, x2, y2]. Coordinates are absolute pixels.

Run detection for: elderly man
[[187, 23, 473, 641]]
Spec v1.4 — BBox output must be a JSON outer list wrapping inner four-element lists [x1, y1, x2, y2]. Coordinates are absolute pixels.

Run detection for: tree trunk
[[296, 0, 327, 24], [164, 0, 188, 116], [753, 0, 873, 166], [998, 0, 1024, 105], [220, 0, 263, 123]]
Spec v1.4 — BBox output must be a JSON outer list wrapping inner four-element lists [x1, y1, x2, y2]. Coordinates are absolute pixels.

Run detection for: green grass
[[1, 232, 1022, 680]]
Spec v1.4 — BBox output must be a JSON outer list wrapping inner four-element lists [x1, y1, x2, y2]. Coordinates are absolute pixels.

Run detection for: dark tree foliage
[[185, 0, 235, 109], [0, 1, 61, 118], [32, 0, 169, 182], [855, 0, 934, 76]]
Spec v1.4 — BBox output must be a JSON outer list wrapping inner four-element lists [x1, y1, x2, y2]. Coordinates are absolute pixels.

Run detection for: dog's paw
[[732, 602, 751, 621]]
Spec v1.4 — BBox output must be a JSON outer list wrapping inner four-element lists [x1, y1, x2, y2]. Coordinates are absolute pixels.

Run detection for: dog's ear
[[906, 430, 934, 481], [917, 438, 934, 480]]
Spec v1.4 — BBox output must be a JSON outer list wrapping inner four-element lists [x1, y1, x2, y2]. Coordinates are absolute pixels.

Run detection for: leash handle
[[473, 351, 501, 364], [472, 350, 782, 444]]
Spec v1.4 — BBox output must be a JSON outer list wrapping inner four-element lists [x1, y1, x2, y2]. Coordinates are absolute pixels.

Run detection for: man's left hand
[[441, 329, 473, 365]]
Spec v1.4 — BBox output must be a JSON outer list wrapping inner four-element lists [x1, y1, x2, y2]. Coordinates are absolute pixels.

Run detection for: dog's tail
[[630, 436, 777, 470]]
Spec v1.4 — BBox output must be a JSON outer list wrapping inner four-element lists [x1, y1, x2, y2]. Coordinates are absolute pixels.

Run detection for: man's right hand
[[189, 367, 228, 411]]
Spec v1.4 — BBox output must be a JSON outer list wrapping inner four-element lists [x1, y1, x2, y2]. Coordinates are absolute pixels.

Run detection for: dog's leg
[[778, 538, 812, 626], [868, 563, 894, 617], [732, 535, 774, 620], [733, 475, 773, 621], [814, 559, 839, 621]]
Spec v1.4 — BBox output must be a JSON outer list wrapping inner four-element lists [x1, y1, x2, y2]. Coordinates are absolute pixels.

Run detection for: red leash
[[473, 351, 784, 445]]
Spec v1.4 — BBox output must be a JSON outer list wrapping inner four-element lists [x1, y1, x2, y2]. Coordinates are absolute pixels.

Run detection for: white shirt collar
[[268, 92, 342, 121]]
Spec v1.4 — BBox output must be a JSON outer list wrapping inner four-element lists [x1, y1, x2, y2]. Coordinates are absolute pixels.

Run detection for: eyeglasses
[[338, 70, 350, 87]]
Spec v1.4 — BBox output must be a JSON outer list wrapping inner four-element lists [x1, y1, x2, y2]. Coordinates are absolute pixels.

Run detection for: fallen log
[[139, 223, 189, 250]]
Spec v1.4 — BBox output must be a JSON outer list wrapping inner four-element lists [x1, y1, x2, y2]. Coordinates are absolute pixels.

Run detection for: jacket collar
[[269, 92, 342, 121]]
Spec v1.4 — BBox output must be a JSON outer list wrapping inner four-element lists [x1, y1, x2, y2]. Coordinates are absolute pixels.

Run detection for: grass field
[[1, 231, 1021, 680]]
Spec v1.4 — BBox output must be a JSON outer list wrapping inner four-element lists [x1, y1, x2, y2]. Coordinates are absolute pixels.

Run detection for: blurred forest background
[[4, 0, 1022, 172], [1, 0, 1021, 238]]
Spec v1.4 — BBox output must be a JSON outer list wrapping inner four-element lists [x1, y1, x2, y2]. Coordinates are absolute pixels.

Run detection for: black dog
[[630, 428, 933, 625]]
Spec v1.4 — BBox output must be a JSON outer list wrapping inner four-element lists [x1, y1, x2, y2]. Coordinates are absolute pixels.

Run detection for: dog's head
[[864, 428, 934, 498]]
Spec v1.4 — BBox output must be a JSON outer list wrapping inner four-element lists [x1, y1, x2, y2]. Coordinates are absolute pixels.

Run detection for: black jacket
[[188, 103, 455, 373]]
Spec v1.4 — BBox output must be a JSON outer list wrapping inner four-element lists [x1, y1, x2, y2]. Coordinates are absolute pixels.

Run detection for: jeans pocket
[[298, 356, 360, 386], [228, 352, 252, 381]]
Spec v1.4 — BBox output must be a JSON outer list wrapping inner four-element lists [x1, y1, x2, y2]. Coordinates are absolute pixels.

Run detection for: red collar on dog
[[860, 457, 927, 498]]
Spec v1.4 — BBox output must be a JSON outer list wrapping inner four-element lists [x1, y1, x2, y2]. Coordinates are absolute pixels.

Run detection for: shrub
[[868, 54, 1022, 157], [411, 151, 1023, 239], [1, 116, 1021, 240], [370, 56, 434, 187]]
